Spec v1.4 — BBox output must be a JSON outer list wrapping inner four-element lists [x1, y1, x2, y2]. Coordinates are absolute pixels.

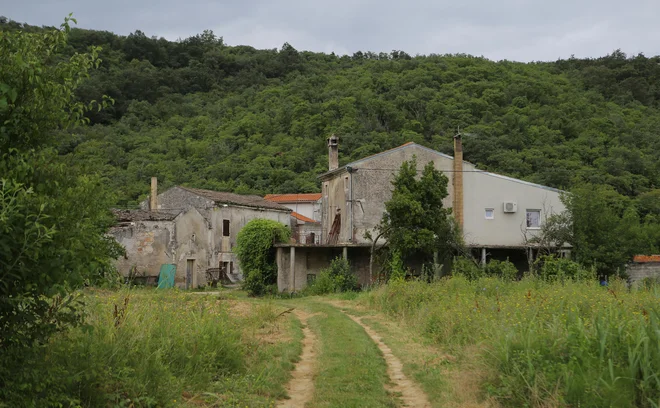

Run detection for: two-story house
[[276, 135, 566, 292]]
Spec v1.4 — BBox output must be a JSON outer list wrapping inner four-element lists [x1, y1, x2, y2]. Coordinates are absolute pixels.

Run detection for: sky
[[2, 0, 659, 62]]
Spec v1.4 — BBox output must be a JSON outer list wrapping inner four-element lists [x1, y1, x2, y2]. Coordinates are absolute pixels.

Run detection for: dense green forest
[[3, 17, 660, 211]]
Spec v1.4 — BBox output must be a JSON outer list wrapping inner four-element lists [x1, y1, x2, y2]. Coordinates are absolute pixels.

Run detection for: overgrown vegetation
[[0, 289, 301, 407], [303, 257, 358, 295], [1, 18, 122, 401], [235, 219, 290, 296], [371, 157, 463, 281], [360, 276, 660, 407]]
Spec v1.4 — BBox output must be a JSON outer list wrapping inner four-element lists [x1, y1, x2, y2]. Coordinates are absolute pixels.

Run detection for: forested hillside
[[4, 18, 660, 209]]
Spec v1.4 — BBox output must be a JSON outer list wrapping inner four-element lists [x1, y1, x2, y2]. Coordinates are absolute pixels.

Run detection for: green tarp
[[157, 264, 176, 289]]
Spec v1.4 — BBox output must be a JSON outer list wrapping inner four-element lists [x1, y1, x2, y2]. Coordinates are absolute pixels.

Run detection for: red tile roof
[[633, 255, 660, 263], [291, 212, 319, 223], [264, 193, 322, 203]]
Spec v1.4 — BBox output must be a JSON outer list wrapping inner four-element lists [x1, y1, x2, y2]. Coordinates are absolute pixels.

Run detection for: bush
[[235, 219, 290, 296], [535, 255, 595, 282], [452, 256, 482, 280], [304, 257, 358, 295], [484, 259, 518, 281], [389, 250, 406, 282]]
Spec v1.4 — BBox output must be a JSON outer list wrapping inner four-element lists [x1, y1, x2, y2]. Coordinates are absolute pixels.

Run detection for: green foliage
[[484, 259, 518, 281], [360, 277, 660, 407], [0, 15, 111, 152], [388, 251, 407, 282], [2, 18, 660, 207], [535, 255, 595, 282], [235, 219, 290, 296], [378, 157, 461, 274], [0, 290, 296, 407], [452, 256, 483, 281], [304, 257, 358, 295], [0, 17, 121, 350], [560, 184, 657, 275]]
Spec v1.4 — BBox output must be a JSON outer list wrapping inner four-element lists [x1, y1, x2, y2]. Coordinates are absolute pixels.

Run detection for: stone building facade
[[111, 185, 291, 288]]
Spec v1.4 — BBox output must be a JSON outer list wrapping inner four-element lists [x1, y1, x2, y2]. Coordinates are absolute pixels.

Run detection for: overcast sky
[[3, 0, 659, 62]]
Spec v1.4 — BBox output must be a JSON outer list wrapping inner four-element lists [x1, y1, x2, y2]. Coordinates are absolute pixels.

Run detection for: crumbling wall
[[110, 220, 176, 281]]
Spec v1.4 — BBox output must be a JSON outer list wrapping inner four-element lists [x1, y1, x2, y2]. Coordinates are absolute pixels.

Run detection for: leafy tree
[[0, 16, 121, 350], [375, 157, 462, 279], [235, 219, 290, 296]]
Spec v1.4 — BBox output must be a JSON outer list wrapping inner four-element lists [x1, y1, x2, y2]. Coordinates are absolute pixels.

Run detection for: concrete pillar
[[342, 246, 348, 260], [481, 248, 487, 267], [289, 246, 296, 292]]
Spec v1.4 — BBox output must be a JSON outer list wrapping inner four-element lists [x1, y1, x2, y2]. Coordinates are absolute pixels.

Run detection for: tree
[[235, 219, 290, 296], [0, 16, 120, 352], [374, 157, 462, 280]]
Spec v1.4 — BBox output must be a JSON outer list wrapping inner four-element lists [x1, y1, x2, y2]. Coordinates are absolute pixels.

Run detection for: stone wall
[[627, 262, 660, 286]]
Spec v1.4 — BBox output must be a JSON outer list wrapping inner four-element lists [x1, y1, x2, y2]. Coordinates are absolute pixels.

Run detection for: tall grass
[[360, 277, 660, 407], [1, 288, 294, 407]]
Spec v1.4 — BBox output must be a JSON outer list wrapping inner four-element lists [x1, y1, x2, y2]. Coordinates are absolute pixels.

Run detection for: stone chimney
[[453, 134, 464, 228], [328, 134, 339, 171], [150, 177, 158, 211]]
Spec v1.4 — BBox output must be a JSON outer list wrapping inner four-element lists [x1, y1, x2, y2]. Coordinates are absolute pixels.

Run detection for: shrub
[[484, 259, 518, 281], [304, 257, 358, 295], [389, 250, 406, 282], [235, 219, 290, 296], [452, 256, 482, 280], [535, 255, 595, 282]]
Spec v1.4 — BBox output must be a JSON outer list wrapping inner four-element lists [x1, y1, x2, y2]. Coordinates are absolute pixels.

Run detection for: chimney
[[453, 134, 464, 228], [150, 177, 158, 211], [328, 134, 339, 171]]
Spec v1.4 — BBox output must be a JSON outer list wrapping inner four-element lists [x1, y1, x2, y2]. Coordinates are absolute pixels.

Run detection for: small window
[[222, 219, 230, 236], [307, 274, 317, 285], [344, 176, 349, 190], [485, 208, 494, 219], [526, 210, 541, 229]]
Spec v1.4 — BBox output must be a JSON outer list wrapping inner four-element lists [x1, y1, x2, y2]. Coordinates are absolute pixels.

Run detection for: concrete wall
[[627, 262, 660, 286], [322, 171, 349, 242], [276, 246, 372, 292], [463, 171, 564, 247], [321, 143, 566, 248]]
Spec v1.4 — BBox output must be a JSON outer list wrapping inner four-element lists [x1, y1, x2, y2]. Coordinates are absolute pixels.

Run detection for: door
[[186, 259, 194, 289]]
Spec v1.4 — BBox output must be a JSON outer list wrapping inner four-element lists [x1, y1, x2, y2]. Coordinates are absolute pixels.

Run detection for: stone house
[[110, 207, 210, 288], [277, 135, 567, 292], [111, 182, 291, 288]]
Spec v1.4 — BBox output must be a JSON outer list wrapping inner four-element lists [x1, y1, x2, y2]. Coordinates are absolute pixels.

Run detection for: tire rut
[[344, 312, 432, 408], [277, 310, 318, 408]]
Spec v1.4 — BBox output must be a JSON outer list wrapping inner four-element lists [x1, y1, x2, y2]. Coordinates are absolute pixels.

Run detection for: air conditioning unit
[[503, 202, 518, 213]]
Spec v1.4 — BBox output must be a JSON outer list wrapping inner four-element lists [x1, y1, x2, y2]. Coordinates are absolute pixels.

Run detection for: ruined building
[[110, 180, 291, 288]]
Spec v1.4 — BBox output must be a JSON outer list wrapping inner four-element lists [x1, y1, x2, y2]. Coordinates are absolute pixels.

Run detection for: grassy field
[[4, 288, 302, 407], [358, 277, 660, 408]]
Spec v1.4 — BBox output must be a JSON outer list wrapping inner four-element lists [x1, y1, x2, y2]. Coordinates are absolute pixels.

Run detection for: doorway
[[186, 259, 195, 289]]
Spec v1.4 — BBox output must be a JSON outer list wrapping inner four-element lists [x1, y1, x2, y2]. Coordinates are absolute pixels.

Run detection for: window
[[485, 208, 494, 219], [526, 210, 541, 229], [344, 176, 349, 190], [307, 274, 317, 285], [222, 219, 230, 236]]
